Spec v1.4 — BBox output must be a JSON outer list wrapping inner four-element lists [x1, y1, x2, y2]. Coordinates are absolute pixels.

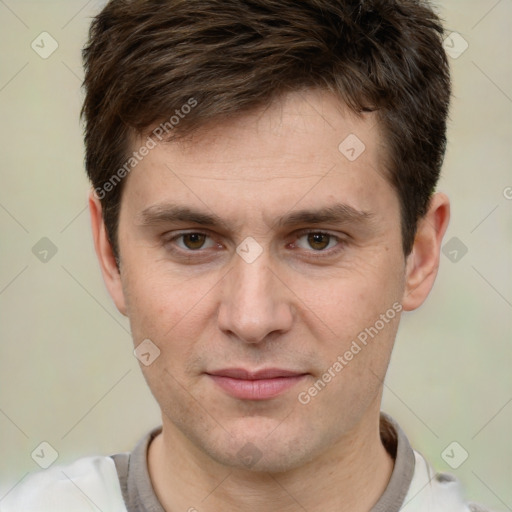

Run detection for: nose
[[217, 252, 294, 344]]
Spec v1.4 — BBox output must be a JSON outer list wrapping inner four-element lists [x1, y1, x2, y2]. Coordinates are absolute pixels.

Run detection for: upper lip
[[206, 368, 307, 380]]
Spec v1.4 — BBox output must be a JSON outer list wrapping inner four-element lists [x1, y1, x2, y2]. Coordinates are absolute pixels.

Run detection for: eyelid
[[294, 228, 344, 239], [163, 229, 214, 240]]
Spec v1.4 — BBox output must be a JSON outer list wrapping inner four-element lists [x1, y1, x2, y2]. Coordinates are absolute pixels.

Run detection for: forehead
[[122, 89, 396, 224]]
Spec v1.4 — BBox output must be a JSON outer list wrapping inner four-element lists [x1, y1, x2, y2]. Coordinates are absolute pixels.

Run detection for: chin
[[213, 443, 312, 474], [203, 419, 322, 474]]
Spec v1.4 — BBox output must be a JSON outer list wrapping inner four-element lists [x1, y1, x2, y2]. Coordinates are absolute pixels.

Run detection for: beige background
[[0, 0, 511, 509]]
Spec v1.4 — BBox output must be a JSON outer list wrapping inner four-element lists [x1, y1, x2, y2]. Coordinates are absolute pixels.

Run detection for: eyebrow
[[137, 202, 374, 231], [275, 203, 373, 228]]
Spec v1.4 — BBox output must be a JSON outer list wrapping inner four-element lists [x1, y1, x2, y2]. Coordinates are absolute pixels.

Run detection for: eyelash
[[163, 229, 347, 259]]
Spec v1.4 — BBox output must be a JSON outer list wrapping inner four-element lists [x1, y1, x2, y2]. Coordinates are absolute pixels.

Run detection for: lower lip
[[208, 374, 307, 400]]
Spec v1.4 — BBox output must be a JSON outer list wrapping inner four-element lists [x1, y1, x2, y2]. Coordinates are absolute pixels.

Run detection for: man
[[0, 0, 493, 511]]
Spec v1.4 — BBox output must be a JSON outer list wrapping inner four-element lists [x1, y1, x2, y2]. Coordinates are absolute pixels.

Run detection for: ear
[[88, 190, 127, 316], [402, 192, 450, 311]]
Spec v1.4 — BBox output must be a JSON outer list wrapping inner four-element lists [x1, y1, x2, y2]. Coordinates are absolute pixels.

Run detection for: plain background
[[0, 0, 510, 509]]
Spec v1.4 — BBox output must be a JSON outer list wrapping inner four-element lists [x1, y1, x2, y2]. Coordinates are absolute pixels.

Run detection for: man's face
[[114, 90, 408, 471]]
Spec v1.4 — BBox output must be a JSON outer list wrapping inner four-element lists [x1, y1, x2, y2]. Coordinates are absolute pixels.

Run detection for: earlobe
[[88, 190, 128, 316], [402, 192, 450, 311]]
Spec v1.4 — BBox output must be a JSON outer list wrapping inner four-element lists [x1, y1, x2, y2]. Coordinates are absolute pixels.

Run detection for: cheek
[[297, 247, 404, 403], [121, 260, 221, 354], [298, 250, 404, 335]]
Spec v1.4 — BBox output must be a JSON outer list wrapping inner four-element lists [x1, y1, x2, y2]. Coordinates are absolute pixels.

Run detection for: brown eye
[[182, 233, 207, 250], [307, 233, 331, 250]]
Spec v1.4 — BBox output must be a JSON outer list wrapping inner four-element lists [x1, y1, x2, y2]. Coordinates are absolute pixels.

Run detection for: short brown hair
[[81, 0, 451, 258]]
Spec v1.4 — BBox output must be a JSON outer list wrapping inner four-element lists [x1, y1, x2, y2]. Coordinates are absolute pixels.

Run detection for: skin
[[89, 89, 450, 512]]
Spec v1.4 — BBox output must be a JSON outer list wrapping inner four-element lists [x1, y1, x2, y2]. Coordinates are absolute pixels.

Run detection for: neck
[[148, 406, 394, 512]]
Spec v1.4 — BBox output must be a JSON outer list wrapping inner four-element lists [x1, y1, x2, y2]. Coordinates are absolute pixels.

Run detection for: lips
[[208, 368, 305, 380], [206, 368, 308, 400]]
